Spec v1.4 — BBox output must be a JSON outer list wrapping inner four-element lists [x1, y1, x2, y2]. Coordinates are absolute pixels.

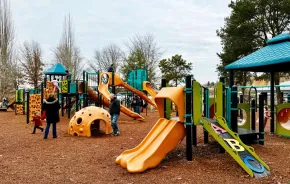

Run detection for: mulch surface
[[1, 110, 290, 184]]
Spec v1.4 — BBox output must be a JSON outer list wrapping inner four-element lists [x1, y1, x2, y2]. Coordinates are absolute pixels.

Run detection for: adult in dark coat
[[42, 94, 61, 139], [65, 70, 71, 80], [107, 64, 114, 72], [131, 95, 141, 115]]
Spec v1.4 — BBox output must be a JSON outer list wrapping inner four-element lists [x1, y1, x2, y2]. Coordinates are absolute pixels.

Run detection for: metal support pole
[[44, 76, 47, 88], [251, 99, 256, 131], [26, 92, 29, 124], [161, 79, 167, 118], [259, 94, 265, 145], [219, 77, 226, 153], [239, 95, 243, 119], [270, 72, 275, 134], [191, 80, 197, 147], [97, 71, 101, 107], [40, 82, 44, 113], [203, 87, 209, 144], [76, 81, 79, 111], [231, 85, 238, 133], [185, 76, 193, 161], [112, 71, 116, 94], [68, 95, 71, 119], [83, 71, 86, 107], [61, 95, 64, 117]]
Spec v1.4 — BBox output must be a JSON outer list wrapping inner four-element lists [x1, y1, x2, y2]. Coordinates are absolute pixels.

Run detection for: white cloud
[[10, 0, 231, 84]]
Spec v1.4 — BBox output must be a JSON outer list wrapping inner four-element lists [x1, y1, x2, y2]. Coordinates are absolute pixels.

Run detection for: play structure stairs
[[201, 117, 270, 178], [116, 118, 185, 173]]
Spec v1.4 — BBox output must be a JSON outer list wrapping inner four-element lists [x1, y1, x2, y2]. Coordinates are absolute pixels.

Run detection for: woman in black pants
[[42, 94, 60, 139]]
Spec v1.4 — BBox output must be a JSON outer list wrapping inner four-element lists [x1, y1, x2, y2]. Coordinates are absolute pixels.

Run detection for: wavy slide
[[142, 81, 157, 99], [121, 82, 157, 108], [87, 87, 144, 121], [116, 118, 185, 173], [201, 117, 270, 178], [102, 72, 157, 109]]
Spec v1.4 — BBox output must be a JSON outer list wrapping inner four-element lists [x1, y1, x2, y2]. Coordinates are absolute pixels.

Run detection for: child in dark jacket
[[109, 94, 120, 136], [31, 111, 44, 134]]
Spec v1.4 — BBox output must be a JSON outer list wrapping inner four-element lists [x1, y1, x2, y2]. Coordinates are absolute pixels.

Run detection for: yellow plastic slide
[[142, 81, 157, 99], [100, 72, 157, 109], [88, 87, 144, 121], [116, 118, 185, 173]]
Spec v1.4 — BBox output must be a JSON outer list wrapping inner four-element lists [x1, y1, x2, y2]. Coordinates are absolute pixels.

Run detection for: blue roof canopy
[[44, 63, 68, 75], [225, 33, 290, 72]]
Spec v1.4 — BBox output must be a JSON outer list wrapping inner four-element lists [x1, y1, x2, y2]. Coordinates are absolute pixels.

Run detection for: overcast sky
[[10, 0, 231, 84]]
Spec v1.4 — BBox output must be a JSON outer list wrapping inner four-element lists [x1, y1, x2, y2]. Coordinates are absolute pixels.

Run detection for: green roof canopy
[[44, 63, 67, 75], [225, 33, 290, 72]]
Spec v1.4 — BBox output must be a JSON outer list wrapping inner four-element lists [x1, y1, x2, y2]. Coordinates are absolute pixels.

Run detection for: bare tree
[[0, 0, 18, 98], [88, 43, 124, 73], [20, 41, 44, 88], [54, 14, 83, 80], [122, 33, 162, 87]]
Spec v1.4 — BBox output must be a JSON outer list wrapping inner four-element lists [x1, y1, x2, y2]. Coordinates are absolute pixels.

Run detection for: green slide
[[201, 117, 270, 178]]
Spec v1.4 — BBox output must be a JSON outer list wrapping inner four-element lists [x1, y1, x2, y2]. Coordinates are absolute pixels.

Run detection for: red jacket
[[32, 116, 42, 126]]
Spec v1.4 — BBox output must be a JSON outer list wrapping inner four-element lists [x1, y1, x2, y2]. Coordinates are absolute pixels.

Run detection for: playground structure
[[236, 84, 290, 138], [226, 33, 290, 138], [116, 77, 270, 177], [17, 33, 290, 178], [10, 33, 290, 180], [19, 62, 157, 135], [81, 70, 157, 118], [69, 71, 157, 135], [127, 69, 157, 99]]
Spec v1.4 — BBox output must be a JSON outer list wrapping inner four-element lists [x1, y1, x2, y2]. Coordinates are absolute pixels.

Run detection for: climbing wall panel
[[15, 104, 24, 115], [29, 94, 41, 121]]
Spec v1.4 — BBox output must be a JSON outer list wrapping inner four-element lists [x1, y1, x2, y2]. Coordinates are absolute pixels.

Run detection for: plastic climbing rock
[[68, 106, 112, 137]]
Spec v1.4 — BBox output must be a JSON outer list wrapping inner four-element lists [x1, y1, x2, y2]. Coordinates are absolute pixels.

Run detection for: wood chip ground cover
[[0, 111, 290, 184]]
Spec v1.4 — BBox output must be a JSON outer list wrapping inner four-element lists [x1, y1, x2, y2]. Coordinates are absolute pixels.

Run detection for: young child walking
[[31, 111, 44, 134], [263, 105, 271, 129]]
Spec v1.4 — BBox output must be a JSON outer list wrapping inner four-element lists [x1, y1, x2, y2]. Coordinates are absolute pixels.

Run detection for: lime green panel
[[215, 82, 223, 118], [201, 117, 270, 177], [18, 89, 23, 102], [209, 98, 214, 106], [276, 103, 290, 137], [165, 83, 172, 119], [165, 99, 172, 119], [15, 90, 18, 102], [237, 103, 251, 129], [193, 81, 202, 125]]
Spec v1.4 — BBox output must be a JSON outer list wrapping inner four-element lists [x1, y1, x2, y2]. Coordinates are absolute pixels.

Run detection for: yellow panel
[[155, 86, 185, 122]]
